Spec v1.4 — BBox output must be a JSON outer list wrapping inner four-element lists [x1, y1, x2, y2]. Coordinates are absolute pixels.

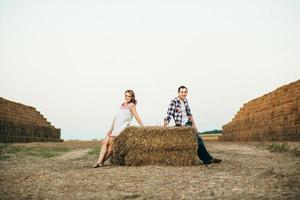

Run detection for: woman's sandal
[[92, 163, 103, 168]]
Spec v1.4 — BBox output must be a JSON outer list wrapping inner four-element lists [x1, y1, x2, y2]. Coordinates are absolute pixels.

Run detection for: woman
[[92, 89, 144, 168]]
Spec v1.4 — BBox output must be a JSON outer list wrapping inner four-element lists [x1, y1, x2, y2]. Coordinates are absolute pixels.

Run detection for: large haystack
[[0, 97, 62, 143], [110, 126, 198, 166], [221, 79, 300, 141]]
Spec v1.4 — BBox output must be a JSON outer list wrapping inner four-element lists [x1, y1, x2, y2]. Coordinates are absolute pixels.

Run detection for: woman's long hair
[[125, 89, 137, 105]]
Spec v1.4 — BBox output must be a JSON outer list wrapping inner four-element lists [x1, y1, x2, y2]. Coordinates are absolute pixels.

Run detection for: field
[[199, 133, 221, 141], [0, 141, 300, 200]]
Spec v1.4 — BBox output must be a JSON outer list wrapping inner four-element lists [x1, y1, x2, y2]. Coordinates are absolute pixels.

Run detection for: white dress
[[108, 103, 134, 137]]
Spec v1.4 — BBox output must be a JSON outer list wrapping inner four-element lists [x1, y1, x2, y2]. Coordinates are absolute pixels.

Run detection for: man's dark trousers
[[177, 121, 213, 163]]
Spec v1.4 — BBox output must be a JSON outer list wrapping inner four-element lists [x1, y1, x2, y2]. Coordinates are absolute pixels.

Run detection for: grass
[[267, 143, 300, 156], [0, 144, 71, 160], [290, 147, 300, 157], [267, 143, 290, 153], [87, 145, 101, 156]]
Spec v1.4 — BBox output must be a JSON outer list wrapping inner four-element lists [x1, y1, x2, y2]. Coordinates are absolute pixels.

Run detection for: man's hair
[[178, 86, 188, 93]]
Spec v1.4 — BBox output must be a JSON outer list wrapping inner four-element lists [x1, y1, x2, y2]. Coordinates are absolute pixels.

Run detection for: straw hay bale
[[221, 79, 300, 141], [0, 97, 62, 143], [111, 126, 198, 166]]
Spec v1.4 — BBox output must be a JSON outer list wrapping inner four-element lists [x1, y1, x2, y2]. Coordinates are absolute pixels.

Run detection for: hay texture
[[0, 97, 62, 143], [111, 126, 198, 166], [221, 79, 300, 141]]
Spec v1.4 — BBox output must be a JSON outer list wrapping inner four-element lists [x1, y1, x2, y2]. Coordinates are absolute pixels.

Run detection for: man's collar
[[175, 97, 187, 102]]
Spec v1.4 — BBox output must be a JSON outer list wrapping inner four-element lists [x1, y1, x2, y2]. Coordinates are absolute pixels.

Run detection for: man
[[164, 86, 222, 165]]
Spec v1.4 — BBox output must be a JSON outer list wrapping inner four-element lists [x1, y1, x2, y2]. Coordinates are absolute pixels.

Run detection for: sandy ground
[[0, 141, 300, 200]]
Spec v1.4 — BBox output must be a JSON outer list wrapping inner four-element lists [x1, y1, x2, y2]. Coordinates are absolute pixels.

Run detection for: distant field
[[200, 133, 222, 141], [0, 141, 300, 200]]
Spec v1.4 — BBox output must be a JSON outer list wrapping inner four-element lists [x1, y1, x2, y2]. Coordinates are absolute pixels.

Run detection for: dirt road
[[0, 141, 299, 199]]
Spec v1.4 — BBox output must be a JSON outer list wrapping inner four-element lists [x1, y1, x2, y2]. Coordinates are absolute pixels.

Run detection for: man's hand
[[192, 124, 198, 132], [163, 121, 168, 127]]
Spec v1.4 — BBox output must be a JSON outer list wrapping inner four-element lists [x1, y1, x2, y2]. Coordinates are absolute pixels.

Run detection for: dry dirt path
[[55, 148, 92, 161], [0, 142, 299, 200]]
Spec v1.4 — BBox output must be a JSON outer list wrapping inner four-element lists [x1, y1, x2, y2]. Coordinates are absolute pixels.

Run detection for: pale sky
[[1, 0, 299, 140]]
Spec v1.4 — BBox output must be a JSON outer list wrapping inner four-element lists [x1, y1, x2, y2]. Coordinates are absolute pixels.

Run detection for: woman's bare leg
[[102, 137, 115, 163], [95, 135, 110, 165]]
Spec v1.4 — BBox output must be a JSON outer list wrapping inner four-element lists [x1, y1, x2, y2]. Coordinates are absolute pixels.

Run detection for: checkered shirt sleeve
[[185, 100, 192, 116], [164, 100, 176, 124]]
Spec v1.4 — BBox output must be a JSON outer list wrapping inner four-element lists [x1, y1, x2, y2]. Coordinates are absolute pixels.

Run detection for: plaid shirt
[[164, 97, 192, 125]]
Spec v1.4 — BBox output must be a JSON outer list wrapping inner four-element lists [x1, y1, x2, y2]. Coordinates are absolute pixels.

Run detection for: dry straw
[[111, 126, 198, 166], [0, 97, 62, 143]]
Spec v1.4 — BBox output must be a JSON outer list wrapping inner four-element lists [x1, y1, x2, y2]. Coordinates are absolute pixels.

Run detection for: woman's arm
[[108, 117, 116, 133], [130, 105, 144, 126]]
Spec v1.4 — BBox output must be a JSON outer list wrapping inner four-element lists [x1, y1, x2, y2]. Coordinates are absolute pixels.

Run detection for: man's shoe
[[203, 160, 212, 165], [211, 158, 222, 164]]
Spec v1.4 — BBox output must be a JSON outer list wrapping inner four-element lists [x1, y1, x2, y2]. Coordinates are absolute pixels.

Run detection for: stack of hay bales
[[221, 79, 300, 141], [0, 97, 62, 143], [111, 126, 198, 166]]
